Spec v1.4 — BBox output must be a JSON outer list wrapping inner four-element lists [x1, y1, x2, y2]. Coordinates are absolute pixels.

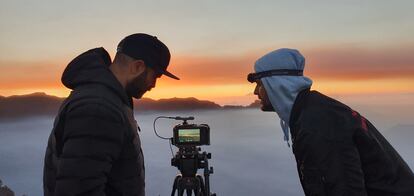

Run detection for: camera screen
[[178, 129, 200, 143]]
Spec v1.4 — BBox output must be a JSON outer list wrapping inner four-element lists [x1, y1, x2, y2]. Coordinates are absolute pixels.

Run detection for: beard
[[261, 101, 275, 112], [125, 70, 148, 99]]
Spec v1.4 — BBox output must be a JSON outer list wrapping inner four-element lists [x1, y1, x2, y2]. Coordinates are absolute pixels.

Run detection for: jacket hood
[[61, 47, 132, 107], [254, 48, 313, 143]]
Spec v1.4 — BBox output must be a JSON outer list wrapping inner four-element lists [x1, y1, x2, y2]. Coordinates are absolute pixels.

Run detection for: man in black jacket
[[43, 33, 179, 196], [247, 48, 414, 195]]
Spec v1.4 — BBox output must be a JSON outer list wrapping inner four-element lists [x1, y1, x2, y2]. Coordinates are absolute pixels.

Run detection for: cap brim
[[163, 70, 180, 80]]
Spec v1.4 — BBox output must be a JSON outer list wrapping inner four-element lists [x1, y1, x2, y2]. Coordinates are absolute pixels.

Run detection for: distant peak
[[1, 92, 66, 101], [29, 92, 48, 96]]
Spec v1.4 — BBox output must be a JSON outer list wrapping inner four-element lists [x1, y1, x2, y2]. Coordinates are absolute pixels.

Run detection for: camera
[[153, 116, 215, 195], [172, 124, 210, 146]]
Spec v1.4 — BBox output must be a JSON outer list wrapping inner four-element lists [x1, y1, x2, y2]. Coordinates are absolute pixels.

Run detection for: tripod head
[[171, 146, 212, 177]]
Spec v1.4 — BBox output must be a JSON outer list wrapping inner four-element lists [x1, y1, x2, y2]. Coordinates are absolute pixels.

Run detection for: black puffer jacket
[[289, 89, 414, 196], [43, 48, 145, 196]]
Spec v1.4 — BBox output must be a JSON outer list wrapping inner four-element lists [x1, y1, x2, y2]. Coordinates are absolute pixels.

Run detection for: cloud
[[302, 45, 414, 80], [0, 60, 65, 89], [1, 44, 413, 93], [161, 53, 258, 86], [158, 44, 414, 86]]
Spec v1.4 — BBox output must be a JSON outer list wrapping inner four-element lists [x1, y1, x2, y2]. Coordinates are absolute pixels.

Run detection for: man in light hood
[[248, 48, 414, 195]]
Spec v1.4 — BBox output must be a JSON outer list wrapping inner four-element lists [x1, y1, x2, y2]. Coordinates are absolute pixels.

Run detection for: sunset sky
[[1, 0, 413, 105]]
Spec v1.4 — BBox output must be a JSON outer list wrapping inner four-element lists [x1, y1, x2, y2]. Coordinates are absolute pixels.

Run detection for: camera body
[[172, 123, 210, 146]]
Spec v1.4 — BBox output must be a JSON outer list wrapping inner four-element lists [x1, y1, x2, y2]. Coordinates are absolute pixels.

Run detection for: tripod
[[170, 146, 216, 196]]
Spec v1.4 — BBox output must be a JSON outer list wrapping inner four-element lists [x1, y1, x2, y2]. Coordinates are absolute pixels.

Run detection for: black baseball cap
[[117, 33, 179, 80]]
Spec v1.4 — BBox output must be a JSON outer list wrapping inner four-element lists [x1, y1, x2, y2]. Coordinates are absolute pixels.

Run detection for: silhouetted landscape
[[0, 92, 259, 121], [0, 93, 63, 120], [0, 93, 413, 195]]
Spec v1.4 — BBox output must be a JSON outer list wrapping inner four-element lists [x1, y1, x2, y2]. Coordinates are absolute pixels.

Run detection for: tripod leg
[[171, 175, 181, 196], [197, 175, 206, 196], [186, 189, 192, 196], [178, 189, 185, 196]]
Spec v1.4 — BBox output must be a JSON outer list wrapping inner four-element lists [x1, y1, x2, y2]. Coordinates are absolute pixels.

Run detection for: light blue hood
[[254, 48, 312, 144]]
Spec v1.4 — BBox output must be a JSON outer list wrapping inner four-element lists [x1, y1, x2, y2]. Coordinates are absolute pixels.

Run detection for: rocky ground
[[0, 179, 15, 196]]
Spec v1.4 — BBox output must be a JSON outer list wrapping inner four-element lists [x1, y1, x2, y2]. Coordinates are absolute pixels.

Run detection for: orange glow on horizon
[[1, 46, 414, 105], [313, 78, 414, 95], [1, 77, 414, 106]]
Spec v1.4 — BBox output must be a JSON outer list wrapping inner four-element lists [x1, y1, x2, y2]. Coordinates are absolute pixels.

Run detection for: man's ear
[[130, 59, 146, 76]]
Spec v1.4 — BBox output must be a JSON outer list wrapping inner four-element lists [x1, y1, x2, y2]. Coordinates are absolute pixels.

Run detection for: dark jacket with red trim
[[289, 89, 414, 196], [43, 48, 145, 196]]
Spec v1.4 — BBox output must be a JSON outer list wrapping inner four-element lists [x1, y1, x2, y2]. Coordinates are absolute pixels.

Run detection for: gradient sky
[[1, 0, 413, 105]]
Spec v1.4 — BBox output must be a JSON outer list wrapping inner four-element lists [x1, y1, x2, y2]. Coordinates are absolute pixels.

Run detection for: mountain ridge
[[0, 92, 259, 120]]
